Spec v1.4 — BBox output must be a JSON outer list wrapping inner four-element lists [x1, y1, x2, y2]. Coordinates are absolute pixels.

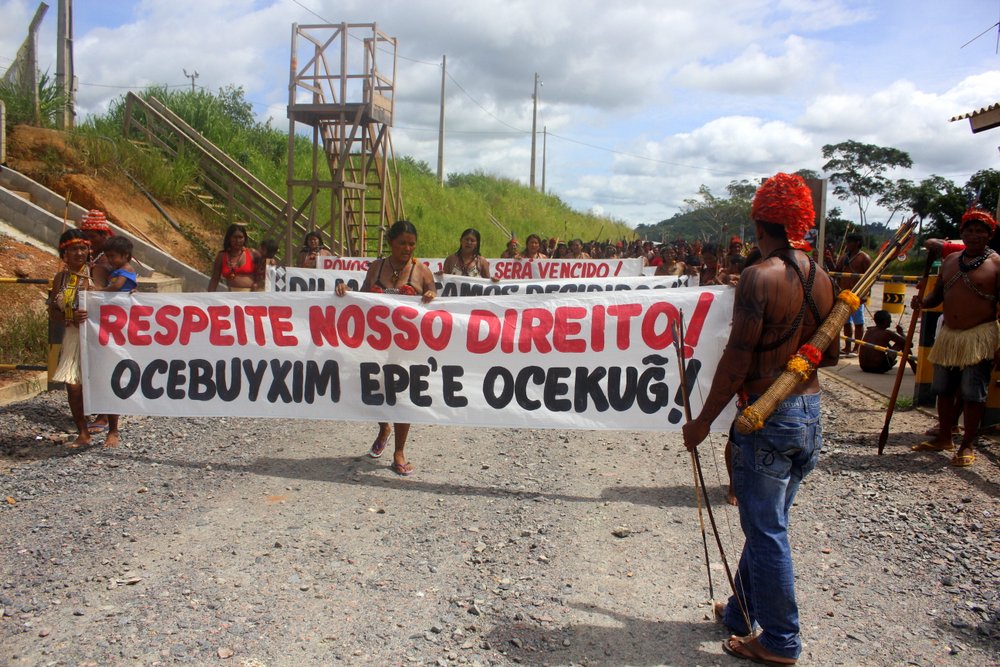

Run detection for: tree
[[925, 180, 966, 240], [681, 180, 756, 244], [876, 178, 915, 227], [821, 140, 913, 231], [906, 175, 952, 241], [965, 168, 1000, 215]]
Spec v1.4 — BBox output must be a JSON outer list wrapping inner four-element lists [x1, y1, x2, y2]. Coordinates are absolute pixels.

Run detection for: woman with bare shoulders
[[207, 224, 260, 292], [654, 245, 686, 276], [297, 230, 336, 268], [334, 220, 436, 476], [442, 228, 491, 277]]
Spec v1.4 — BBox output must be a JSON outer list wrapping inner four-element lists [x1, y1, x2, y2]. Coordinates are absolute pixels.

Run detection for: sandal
[[722, 636, 797, 666], [390, 461, 414, 476], [950, 452, 975, 467], [911, 441, 954, 452], [368, 436, 389, 458]]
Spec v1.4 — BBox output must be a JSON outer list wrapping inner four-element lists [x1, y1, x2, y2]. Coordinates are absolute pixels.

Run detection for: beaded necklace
[[945, 248, 998, 302], [387, 258, 406, 282]]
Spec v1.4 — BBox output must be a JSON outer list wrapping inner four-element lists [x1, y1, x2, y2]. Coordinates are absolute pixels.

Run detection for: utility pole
[[183, 68, 199, 93], [529, 72, 539, 190], [437, 55, 446, 186], [55, 0, 75, 129]]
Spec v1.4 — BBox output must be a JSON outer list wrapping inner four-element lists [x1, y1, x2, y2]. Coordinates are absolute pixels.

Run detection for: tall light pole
[[437, 55, 446, 186], [183, 68, 199, 93], [529, 72, 539, 190], [55, 0, 75, 129]]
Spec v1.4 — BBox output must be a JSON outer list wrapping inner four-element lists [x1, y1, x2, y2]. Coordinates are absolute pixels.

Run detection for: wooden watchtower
[[285, 22, 403, 259]]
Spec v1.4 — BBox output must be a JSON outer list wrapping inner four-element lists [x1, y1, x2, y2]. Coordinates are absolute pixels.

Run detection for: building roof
[[950, 102, 1000, 133]]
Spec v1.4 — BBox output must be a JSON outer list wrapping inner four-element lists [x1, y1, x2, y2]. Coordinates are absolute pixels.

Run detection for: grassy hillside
[[68, 86, 632, 258]]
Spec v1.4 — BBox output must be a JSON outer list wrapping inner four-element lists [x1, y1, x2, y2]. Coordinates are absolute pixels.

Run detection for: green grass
[[0, 71, 69, 129], [63, 86, 633, 258], [893, 396, 914, 411], [0, 310, 48, 366]]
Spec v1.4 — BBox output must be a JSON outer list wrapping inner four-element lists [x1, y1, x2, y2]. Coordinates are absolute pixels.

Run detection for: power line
[[444, 71, 528, 133], [77, 81, 195, 90]]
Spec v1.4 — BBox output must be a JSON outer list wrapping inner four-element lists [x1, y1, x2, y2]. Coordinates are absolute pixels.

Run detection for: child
[[859, 309, 915, 374], [101, 236, 137, 293], [88, 236, 133, 447], [48, 229, 93, 448], [256, 238, 279, 291]]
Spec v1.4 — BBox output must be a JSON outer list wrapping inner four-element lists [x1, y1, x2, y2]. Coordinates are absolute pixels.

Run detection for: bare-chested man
[[683, 173, 837, 666], [912, 209, 1000, 467], [835, 233, 872, 355]]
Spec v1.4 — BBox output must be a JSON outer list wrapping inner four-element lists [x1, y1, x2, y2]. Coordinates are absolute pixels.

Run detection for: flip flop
[[722, 636, 797, 666], [87, 423, 108, 434], [390, 461, 414, 476], [950, 452, 976, 467], [911, 441, 954, 452], [368, 436, 389, 458]]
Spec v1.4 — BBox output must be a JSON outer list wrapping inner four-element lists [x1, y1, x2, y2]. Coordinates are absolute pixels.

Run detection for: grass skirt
[[52, 326, 82, 385], [928, 321, 1000, 368]]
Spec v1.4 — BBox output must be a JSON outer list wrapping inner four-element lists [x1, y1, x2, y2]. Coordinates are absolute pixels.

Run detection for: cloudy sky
[[2, 0, 1000, 227]]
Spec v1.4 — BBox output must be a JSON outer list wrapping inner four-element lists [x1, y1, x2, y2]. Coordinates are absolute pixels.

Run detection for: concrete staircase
[[0, 166, 208, 291]]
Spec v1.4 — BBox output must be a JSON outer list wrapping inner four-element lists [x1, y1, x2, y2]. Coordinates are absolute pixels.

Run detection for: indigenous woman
[[568, 238, 591, 259], [334, 220, 436, 476], [297, 230, 336, 268], [523, 234, 548, 260], [442, 228, 491, 277], [654, 245, 686, 276], [48, 229, 94, 448], [207, 224, 260, 292]]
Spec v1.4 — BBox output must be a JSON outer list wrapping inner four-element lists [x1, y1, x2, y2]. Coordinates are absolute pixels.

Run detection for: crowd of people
[[42, 173, 1000, 666]]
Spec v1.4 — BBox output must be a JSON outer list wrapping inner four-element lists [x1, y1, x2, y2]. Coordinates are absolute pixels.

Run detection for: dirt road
[[1, 378, 997, 666]]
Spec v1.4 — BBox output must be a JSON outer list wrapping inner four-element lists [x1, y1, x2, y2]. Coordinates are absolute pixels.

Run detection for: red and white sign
[[81, 288, 735, 431], [265, 266, 695, 294], [320, 256, 646, 280]]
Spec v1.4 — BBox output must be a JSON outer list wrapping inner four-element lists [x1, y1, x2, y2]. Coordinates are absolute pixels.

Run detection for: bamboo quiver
[[734, 219, 917, 434]]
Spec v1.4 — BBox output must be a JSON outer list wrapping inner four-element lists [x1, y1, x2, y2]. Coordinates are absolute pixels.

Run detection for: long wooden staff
[[736, 217, 917, 434], [673, 314, 751, 632], [672, 316, 714, 602], [61, 190, 71, 233], [877, 253, 933, 454]]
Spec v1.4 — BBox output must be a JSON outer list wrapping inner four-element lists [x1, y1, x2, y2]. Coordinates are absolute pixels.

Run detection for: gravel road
[[1, 376, 997, 666]]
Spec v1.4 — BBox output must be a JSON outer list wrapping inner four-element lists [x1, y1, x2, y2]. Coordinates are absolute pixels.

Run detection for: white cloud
[[673, 35, 822, 94]]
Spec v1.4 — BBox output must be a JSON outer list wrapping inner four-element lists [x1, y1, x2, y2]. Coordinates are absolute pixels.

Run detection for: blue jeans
[[720, 392, 822, 660]]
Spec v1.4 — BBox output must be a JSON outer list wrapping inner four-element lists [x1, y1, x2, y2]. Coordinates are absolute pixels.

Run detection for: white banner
[[266, 266, 696, 295], [81, 288, 736, 431], [319, 256, 646, 279]]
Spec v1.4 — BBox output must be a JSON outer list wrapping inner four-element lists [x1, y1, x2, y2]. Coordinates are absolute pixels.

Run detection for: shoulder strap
[[757, 251, 820, 352]]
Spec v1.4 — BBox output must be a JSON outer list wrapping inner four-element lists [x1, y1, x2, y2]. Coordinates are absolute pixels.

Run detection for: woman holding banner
[[334, 220, 436, 476], [207, 224, 261, 293], [442, 228, 491, 278], [523, 234, 548, 260], [296, 231, 335, 268]]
